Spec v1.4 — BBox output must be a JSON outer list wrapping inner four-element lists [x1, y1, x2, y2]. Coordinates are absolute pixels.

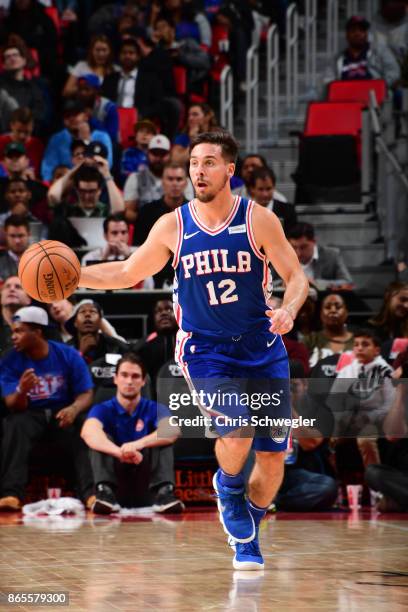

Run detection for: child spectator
[[120, 119, 157, 181], [329, 329, 395, 468]]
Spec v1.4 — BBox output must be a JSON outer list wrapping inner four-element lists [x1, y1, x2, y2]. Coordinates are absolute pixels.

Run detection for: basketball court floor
[[0, 509, 407, 611]]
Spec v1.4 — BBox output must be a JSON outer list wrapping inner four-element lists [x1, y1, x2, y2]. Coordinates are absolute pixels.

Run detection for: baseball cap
[[65, 299, 103, 335], [12, 306, 49, 326], [85, 141, 108, 159], [148, 134, 171, 152], [134, 119, 157, 134], [4, 142, 26, 157], [78, 73, 101, 89], [346, 16, 370, 30]]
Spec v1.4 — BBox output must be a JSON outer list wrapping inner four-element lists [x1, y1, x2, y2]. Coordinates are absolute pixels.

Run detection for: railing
[[220, 65, 233, 135], [286, 3, 299, 111], [245, 45, 259, 152], [326, 0, 339, 60], [304, 0, 317, 88], [266, 24, 279, 134]]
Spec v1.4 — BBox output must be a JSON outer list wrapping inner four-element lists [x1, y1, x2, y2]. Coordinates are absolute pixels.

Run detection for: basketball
[[18, 240, 81, 304]]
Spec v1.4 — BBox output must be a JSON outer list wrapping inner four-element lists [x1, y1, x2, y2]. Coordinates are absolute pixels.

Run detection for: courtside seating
[[327, 79, 387, 106], [118, 107, 138, 148]]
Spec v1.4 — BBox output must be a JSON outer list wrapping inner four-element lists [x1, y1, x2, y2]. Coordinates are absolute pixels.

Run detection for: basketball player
[[79, 131, 309, 570]]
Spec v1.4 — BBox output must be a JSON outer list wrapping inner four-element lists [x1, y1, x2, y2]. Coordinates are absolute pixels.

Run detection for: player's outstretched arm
[[252, 203, 309, 333], [78, 213, 177, 290]]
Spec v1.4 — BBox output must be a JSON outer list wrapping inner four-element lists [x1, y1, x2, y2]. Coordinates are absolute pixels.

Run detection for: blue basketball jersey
[[172, 196, 272, 338]]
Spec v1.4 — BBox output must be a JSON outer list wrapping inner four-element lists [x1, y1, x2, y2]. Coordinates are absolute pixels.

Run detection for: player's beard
[[120, 390, 139, 400], [195, 174, 229, 203]]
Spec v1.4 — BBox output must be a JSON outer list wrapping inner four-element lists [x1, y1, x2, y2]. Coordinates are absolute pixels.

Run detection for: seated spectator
[[41, 99, 113, 182], [81, 352, 183, 514], [305, 293, 355, 368], [275, 413, 337, 512], [162, 0, 212, 47], [328, 329, 395, 469], [2, 0, 58, 81], [132, 33, 181, 140], [153, 14, 211, 89], [134, 299, 178, 388], [100, 38, 141, 108], [0, 179, 44, 234], [63, 34, 117, 97], [288, 222, 354, 290], [47, 144, 124, 213], [48, 297, 125, 344], [367, 350, 408, 512], [0, 108, 44, 178], [0, 215, 30, 282], [76, 74, 119, 144], [0, 306, 94, 511], [120, 119, 157, 182], [0, 275, 31, 355], [268, 296, 310, 375], [0, 44, 47, 131], [123, 134, 171, 221], [171, 103, 218, 165], [322, 16, 400, 92], [247, 167, 297, 235], [82, 212, 154, 289], [65, 299, 129, 367], [232, 154, 288, 203], [134, 161, 188, 287], [51, 164, 108, 217], [368, 281, 408, 342], [372, 0, 408, 65], [0, 142, 48, 222]]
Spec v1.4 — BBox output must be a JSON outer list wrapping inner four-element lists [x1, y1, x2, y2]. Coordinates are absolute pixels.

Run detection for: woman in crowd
[[305, 293, 354, 368], [171, 102, 218, 164], [369, 281, 408, 342], [63, 34, 117, 97]]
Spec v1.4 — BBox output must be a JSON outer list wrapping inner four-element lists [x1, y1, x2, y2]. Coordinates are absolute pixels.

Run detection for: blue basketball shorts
[[175, 328, 291, 451]]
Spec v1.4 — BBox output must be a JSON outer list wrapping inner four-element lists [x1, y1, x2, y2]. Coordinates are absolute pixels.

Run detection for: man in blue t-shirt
[[81, 352, 184, 514], [0, 306, 94, 511]]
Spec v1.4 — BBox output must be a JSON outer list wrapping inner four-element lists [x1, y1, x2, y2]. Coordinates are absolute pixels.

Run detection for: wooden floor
[[0, 510, 407, 611]]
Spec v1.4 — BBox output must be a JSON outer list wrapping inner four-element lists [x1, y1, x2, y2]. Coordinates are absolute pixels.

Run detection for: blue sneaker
[[230, 535, 265, 570], [213, 470, 255, 543]]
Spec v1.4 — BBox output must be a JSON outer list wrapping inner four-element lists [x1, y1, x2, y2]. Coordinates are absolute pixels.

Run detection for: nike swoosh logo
[[184, 231, 200, 239], [267, 340, 275, 347]]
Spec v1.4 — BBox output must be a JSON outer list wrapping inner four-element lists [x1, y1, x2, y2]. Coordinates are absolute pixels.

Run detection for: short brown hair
[[163, 161, 187, 175], [190, 131, 239, 163], [116, 352, 146, 378]]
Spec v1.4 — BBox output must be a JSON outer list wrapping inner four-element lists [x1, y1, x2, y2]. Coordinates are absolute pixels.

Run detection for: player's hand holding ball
[[18, 240, 80, 303], [266, 307, 294, 335]]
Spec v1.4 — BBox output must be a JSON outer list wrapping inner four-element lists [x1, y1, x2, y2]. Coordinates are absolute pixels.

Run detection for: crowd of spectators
[[0, 0, 406, 516]]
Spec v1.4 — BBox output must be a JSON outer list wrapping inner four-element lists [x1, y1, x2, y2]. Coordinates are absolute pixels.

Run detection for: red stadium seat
[[118, 107, 138, 148], [173, 65, 187, 97], [304, 101, 363, 137], [327, 79, 387, 106]]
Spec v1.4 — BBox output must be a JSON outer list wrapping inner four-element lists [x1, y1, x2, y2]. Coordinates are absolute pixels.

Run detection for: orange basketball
[[18, 240, 81, 304]]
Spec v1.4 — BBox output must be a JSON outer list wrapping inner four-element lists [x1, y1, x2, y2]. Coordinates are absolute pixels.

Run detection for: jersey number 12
[[206, 279, 238, 305]]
